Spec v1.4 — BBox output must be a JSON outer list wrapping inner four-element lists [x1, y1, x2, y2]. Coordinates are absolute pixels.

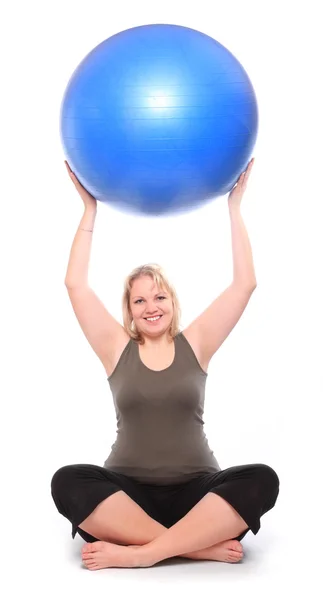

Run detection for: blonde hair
[[122, 263, 182, 344]]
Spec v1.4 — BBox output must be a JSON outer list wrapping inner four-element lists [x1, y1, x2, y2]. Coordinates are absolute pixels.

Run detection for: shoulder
[[178, 329, 209, 373], [104, 330, 132, 378]]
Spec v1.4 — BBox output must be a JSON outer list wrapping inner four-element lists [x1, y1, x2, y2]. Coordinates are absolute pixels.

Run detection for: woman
[[51, 159, 279, 570]]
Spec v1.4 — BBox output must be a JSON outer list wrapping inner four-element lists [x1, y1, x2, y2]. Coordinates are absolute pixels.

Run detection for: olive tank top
[[103, 331, 220, 484]]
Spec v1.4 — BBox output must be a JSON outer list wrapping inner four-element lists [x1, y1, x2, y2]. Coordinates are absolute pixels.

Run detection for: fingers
[[64, 160, 79, 185], [232, 157, 254, 196], [245, 157, 255, 177], [64, 160, 75, 180], [64, 160, 77, 178], [241, 157, 255, 186], [64, 160, 72, 173]]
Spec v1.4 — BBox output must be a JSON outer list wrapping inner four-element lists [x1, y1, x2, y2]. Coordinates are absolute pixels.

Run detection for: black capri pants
[[51, 463, 279, 543]]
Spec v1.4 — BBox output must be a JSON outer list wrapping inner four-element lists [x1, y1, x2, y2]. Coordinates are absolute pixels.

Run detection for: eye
[[134, 295, 166, 304]]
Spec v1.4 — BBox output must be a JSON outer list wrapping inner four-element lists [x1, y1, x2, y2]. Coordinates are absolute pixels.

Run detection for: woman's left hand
[[228, 157, 255, 209]]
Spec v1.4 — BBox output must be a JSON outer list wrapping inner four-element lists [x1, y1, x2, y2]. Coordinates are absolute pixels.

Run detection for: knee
[[257, 463, 280, 489], [255, 463, 280, 508], [50, 465, 76, 500]]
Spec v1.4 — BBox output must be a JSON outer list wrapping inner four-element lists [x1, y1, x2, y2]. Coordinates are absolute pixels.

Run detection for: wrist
[[84, 205, 97, 215], [228, 202, 241, 214], [79, 206, 97, 233]]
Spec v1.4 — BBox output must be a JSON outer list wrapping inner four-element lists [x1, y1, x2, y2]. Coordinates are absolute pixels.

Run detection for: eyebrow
[[132, 292, 167, 299]]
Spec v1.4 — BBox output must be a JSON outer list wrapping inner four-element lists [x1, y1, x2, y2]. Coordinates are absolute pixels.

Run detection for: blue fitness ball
[[60, 24, 258, 216]]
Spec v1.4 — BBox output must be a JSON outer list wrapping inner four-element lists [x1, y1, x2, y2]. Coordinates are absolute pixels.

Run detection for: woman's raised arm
[[63, 162, 127, 371]]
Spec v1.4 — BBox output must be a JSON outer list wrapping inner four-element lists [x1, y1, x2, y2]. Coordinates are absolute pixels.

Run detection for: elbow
[[233, 279, 257, 292], [64, 280, 85, 289]]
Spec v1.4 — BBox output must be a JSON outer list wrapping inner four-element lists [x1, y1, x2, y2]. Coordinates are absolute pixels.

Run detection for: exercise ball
[[60, 24, 258, 216]]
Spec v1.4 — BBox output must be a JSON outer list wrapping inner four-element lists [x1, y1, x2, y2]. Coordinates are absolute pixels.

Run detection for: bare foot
[[81, 541, 141, 570], [190, 539, 244, 563], [129, 539, 244, 563]]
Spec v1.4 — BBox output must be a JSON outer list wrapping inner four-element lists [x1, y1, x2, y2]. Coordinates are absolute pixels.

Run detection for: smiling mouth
[[144, 315, 162, 321]]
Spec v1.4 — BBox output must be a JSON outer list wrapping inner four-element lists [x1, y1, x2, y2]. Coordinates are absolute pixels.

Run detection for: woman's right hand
[[65, 161, 97, 211]]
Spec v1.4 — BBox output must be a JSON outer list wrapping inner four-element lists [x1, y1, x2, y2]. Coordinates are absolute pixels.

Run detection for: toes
[[229, 540, 243, 552], [82, 557, 101, 571], [229, 551, 243, 562], [83, 559, 96, 569], [228, 553, 242, 562], [82, 541, 104, 554]]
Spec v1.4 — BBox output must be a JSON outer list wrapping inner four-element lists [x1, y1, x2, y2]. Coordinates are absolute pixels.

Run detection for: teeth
[[146, 316, 161, 322]]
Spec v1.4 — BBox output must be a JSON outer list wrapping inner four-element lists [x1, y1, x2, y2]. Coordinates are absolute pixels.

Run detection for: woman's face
[[130, 276, 174, 337]]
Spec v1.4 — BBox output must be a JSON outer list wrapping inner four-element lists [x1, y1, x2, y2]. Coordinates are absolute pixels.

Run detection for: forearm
[[64, 207, 97, 287], [229, 205, 257, 288]]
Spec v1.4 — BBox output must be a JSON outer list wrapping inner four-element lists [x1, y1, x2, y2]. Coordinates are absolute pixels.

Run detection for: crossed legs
[[79, 489, 248, 568]]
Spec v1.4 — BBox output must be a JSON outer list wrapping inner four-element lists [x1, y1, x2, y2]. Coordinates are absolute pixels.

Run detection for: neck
[[141, 332, 173, 348]]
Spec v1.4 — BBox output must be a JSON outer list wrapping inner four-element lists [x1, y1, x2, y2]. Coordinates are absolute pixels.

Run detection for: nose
[[145, 302, 159, 313], [146, 307, 158, 314]]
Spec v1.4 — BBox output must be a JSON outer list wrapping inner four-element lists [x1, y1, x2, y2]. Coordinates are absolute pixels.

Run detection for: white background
[[2, 0, 322, 597]]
